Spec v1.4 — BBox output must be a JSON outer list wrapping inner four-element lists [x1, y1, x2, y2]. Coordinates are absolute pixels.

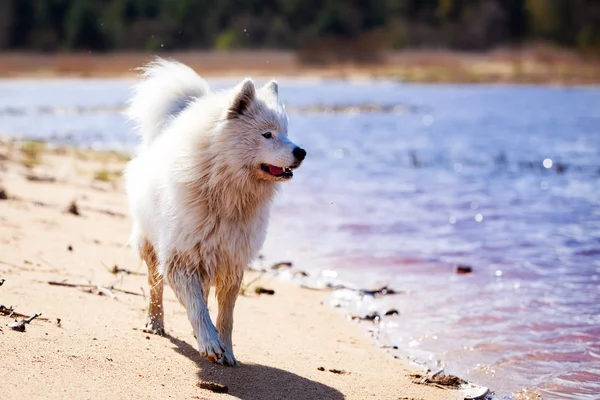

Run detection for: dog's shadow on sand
[[166, 335, 344, 400]]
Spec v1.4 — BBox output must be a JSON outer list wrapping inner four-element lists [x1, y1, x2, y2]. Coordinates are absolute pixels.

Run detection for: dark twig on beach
[[350, 312, 381, 322], [254, 287, 275, 295], [360, 285, 399, 296], [317, 366, 348, 374], [25, 174, 56, 183], [0, 260, 36, 272], [0, 305, 49, 321], [328, 368, 347, 374], [47, 281, 144, 297], [81, 206, 126, 218], [0, 278, 4, 286], [300, 284, 323, 291], [1, 304, 27, 318], [95, 285, 117, 299], [271, 261, 293, 270], [8, 313, 42, 332], [103, 262, 146, 276]]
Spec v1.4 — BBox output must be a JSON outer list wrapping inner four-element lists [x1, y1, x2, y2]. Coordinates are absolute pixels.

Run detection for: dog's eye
[[262, 132, 272, 139]]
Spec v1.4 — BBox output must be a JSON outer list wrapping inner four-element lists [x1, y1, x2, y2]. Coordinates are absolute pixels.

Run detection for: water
[[1, 78, 599, 399]]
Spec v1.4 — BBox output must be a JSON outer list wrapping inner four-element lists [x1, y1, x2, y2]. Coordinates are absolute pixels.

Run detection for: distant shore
[[1, 47, 599, 85]]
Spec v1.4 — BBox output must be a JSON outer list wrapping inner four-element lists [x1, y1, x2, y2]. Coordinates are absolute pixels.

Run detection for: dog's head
[[219, 79, 306, 182]]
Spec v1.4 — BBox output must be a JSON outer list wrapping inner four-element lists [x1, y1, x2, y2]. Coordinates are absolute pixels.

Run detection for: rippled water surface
[[1, 79, 599, 399]]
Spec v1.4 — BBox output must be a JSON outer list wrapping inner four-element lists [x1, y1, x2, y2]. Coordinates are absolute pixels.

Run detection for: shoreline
[[1, 48, 599, 86], [0, 140, 488, 399]]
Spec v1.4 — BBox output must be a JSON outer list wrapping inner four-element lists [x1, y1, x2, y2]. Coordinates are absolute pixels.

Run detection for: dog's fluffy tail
[[125, 57, 210, 148]]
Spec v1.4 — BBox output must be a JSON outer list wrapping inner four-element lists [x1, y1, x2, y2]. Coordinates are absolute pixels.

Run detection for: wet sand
[[0, 140, 473, 399]]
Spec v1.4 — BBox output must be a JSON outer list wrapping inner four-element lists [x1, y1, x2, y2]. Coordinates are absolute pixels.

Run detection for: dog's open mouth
[[260, 164, 293, 179]]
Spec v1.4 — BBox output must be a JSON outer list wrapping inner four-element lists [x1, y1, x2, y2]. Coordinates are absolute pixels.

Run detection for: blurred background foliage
[[0, 0, 598, 57]]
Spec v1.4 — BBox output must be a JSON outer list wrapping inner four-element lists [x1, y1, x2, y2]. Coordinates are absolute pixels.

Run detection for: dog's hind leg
[[141, 240, 165, 335], [168, 267, 225, 362], [215, 269, 243, 366]]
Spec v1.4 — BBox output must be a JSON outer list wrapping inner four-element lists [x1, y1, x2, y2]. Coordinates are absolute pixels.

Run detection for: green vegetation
[[20, 140, 46, 168], [93, 168, 111, 182], [93, 167, 121, 182], [239, 273, 263, 296], [0, 1, 598, 57]]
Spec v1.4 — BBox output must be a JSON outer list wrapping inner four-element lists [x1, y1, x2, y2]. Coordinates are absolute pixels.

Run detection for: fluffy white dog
[[124, 58, 306, 366]]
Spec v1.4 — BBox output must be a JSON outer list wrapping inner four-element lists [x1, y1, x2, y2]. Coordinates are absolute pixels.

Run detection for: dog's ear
[[227, 78, 255, 119], [263, 80, 278, 96]]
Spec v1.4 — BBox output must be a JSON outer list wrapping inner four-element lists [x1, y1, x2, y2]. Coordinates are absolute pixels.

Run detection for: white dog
[[124, 58, 306, 366]]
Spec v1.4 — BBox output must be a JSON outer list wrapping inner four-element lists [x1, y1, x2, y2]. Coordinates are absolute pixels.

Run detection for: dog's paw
[[198, 336, 226, 363], [143, 319, 165, 336], [220, 350, 238, 367]]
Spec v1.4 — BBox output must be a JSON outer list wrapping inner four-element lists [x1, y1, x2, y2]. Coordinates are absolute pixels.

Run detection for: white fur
[[124, 57, 304, 366]]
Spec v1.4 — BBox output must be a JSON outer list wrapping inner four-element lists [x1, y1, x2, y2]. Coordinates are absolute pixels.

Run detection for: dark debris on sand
[[328, 368, 348, 374], [317, 366, 348, 374], [411, 371, 467, 388], [254, 287, 275, 295], [7, 313, 42, 332], [197, 381, 229, 393], [350, 312, 381, 322], [66, 200, 80, 216]]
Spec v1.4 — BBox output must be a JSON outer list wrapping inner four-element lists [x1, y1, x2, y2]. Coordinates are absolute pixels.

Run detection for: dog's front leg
[[168, 268, 225, 362], [216, 270, 243, 366]]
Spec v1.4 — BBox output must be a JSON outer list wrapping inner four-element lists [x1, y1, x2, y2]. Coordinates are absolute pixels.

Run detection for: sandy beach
[[0, 140, 482, 399]]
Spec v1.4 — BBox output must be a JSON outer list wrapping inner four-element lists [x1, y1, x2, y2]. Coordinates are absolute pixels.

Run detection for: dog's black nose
[[293, 147, 306, 161]]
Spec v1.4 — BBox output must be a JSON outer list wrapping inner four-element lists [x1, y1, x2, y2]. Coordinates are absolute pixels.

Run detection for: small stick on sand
[[254, 287, 275, 295], [0, 305, 49, 321], [113, 287, 144, 296], [102, 262, 146, 276], [0, 305, 28, 318], [8, 313, 42, 332], [47, 281, 144, 297], [95, 285, 117, 299], [81, 206, 126, 218]]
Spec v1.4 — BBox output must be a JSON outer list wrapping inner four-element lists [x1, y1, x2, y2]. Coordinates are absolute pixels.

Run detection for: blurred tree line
[[0, 0, 598, 57]]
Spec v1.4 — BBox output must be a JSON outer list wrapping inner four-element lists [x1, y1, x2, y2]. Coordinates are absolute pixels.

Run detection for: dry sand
[[0, 141, 474, 399]]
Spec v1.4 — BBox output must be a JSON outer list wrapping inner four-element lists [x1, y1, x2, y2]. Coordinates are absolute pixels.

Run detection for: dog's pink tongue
[[268, 165, 284, 175]]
